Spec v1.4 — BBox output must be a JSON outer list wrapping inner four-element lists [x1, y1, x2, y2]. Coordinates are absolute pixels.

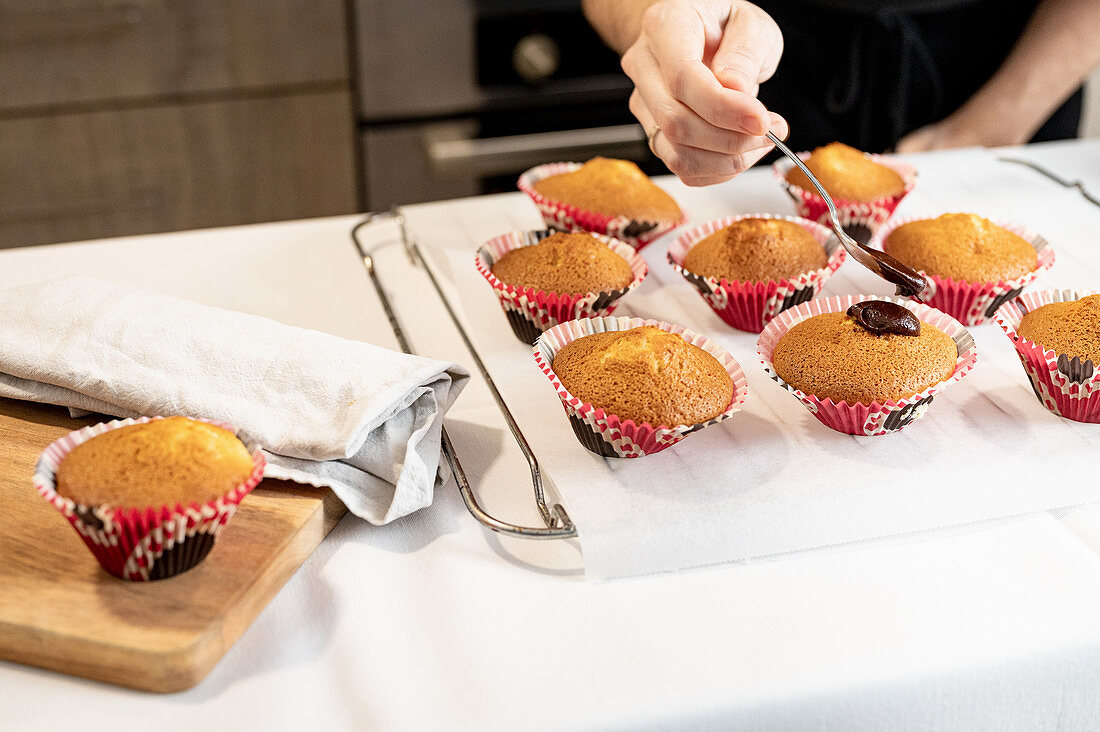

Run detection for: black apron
[[755, 0, 1084, 152]]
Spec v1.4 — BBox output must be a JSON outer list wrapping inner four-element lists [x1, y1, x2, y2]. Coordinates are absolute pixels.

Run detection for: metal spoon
[[765, 131, 929, 299]]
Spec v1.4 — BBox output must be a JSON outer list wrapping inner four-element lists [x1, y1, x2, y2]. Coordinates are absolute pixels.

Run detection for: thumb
[[712, 3, 783, 96]]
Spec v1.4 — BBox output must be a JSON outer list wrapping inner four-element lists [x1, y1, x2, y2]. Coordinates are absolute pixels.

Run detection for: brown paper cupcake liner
[[533, 316, 750, 457], [757, 295, 978, 435], [476, 228, 648, 344], [666, 213, 846, 333], [870, 215, 1055, 325], [33, 416, 265, 581], [993, 289, 1100, 423], [517, 162, 686, 250], [771, 152, 917, 244]]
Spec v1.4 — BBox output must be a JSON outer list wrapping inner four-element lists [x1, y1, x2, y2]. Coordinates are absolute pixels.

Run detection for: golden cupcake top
[[785, 142, 905, 202], [57, 417, 255, 508], [490, 231, 634, 294], [682, 217, 827, 283], [533, 157, 683, 221], [552, 325, 733, 427], [1018, 294, 1100, 365], [772, 304, 957, 404], [884, 213, 1036, 282]]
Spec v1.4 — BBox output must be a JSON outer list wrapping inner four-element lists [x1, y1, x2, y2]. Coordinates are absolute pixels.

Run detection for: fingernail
[[768, 118, 789, 141], [740, 114, 767, 136]]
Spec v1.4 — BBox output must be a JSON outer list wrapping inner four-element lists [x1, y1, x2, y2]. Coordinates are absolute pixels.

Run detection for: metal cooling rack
[[351, 210, 576, 540], [349, 152, 1094, 539]]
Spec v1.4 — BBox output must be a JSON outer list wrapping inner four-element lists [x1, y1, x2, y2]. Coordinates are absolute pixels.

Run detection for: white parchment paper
[[421, 148, 1100, 579]]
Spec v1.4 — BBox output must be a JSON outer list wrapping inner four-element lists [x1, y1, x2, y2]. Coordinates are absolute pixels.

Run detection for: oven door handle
[[425, 124, 648, 177]]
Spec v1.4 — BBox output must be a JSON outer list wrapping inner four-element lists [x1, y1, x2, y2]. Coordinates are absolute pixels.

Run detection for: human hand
[[895, 111, 1029, 153], [620, 0, 787, 186], [895, 120, 976, 153]]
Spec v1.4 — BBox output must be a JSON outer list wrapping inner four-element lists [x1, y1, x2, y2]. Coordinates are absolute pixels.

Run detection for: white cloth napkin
[[0, 276, 469, 524]]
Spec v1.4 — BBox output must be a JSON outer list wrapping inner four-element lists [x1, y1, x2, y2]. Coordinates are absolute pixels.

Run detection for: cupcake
[[772, 141, 916, 244], [34, 416, 264, 581], [875, 213, 1055, 325], [667, 214, 845, 332], [476, 229, 648, 344], [993, 290, 1100, 423], [534, 317, 750, 457], [518, 157, 686, 250], [758, 295, 978, 435]]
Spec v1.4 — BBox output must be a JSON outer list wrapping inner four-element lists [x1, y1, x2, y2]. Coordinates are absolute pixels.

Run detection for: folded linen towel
[[0, 276, 469, 524]]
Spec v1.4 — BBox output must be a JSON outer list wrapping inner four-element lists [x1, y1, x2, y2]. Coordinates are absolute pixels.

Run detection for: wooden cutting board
[[0, 398, 346, 692]]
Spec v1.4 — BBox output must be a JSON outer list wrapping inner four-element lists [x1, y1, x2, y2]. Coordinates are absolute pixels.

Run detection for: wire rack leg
[[351, 211, 576, 540]]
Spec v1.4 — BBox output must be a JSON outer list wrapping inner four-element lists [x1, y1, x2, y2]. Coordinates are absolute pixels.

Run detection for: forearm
[[952, 0, 1100, 144], [582, 0, 661, 53]]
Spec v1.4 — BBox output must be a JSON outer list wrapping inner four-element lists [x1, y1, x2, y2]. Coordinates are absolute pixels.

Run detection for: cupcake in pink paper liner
[[517, 158, 686, 250], [667, 214, 846, 333], [993, 289, 1100, 423], [757, 295, 978, 436], [871, 213, 1055, 326], [33, 416, 265, 581], [771, 142, 916, 245], [477, 229, 649, 344], [533, 316, 749, 458]]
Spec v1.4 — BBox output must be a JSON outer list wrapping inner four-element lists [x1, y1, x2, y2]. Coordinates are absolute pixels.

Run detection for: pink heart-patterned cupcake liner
[[34, 416, 265, 581], [772, 151, 916, 244], [870, 214, 1055, 326], [757, 295, 978, 435], [518, 162, 686, 251], [476, 229, 649, 344], [667, 213, 847, 333], [534, 316, 749, 458], [993, 289, 1100, 423]]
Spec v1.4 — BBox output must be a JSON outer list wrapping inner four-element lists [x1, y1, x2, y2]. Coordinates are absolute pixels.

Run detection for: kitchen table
[[3, 140, 1100, 731]]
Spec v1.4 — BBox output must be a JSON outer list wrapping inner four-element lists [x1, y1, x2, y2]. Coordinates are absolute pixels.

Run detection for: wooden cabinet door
[[0, 0, 349, 111], [0, 91, 358, 249]]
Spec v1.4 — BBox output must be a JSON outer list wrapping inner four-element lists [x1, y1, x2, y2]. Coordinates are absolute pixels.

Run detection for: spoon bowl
[[765, 131, 929, 299]]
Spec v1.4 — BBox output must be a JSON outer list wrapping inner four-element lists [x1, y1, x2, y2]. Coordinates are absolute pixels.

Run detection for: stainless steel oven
[[353, 0, 653, 210]]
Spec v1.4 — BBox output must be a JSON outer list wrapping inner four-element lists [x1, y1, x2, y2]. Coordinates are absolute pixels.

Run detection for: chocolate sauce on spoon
[[867, 250, 927, 298]]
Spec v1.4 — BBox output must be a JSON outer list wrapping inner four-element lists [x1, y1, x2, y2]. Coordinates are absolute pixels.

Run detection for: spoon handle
[[765, 131, 928, 299]]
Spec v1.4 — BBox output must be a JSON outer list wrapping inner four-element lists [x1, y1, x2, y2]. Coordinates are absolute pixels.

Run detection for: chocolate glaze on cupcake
[[884, 213, 1037, 282], [532, 157, 682, 222], [490, 231, 633, 294], [682, 217, 827, 283], [772, 304, 957, 404], [551, 325, 733, 427], [785, 142, 905, 202]]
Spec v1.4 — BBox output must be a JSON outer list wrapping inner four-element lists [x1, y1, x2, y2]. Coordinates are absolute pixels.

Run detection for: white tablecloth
[[3, 140, 1100, 730]]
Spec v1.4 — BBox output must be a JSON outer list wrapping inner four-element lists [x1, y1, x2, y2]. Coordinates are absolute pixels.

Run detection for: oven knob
[[512, 33, 560, 83]]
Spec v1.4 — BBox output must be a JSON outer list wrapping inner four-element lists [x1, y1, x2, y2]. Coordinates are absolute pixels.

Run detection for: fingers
[[662, 144, 774, 187], [620, 0, 787, 186], [637, 4, 772, 135], [711, 2, 784, 134], [632, 90, 774, 186], [628, 71, 777, 155], [712, 2, 784, 91], [767, 111, 789, 141]]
